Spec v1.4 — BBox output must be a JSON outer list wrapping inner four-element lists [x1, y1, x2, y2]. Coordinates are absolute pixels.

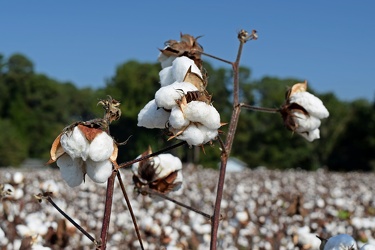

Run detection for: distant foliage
[[0, 53, 374, 171]]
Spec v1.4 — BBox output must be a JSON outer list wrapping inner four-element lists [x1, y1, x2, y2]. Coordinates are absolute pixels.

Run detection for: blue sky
[[1, 1, 374, 101]]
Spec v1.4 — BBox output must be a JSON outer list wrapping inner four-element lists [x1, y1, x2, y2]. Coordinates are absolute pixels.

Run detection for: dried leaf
[[150, 171, 179, 194], [110, 142, 118, 162], [183, 66, 206, 91], [286, 80, 308, 99], [47, 133, 65, 165]]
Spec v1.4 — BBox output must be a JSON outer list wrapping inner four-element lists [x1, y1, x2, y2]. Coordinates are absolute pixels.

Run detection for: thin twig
[[44, 195, 97, 245], [100, 169, 117, 250], [118, 141, 187, 169], [240, 103, 280, 113], [116, 172, 144, 250], [197, 51, 233, 65], [140, 187, 212, 220], [210, 31, 248, 250]]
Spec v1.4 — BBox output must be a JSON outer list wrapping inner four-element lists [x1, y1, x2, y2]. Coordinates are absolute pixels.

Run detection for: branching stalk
[[240, 103, 280, 113], [117, 172, 144, 250]]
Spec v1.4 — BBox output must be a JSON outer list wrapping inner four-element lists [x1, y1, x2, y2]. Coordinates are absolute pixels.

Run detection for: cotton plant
[[280, 80, 329, 141], [46, 97, 121, 187], [132, 146, 183, 195], [138, 34, 222, 146]]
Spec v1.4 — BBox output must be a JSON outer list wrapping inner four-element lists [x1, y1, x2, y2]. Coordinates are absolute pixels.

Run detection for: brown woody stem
[[240, 103, 280, 113], [117, 172, 144, 250], [100, 169, 117, 250], [210, 33, 247, 250], [140, 187, 212, 220], [45, 196, 97, 246], [118, 141, 187, 169]]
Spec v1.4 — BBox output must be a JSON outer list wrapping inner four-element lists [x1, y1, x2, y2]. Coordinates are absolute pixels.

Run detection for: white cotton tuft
[[89, 132, 114, 162], [171, 56, 202, 82], [60, 126, 89, 160], [177, 124, 205, 146], [199, 124, 219, 143], [159, 66, 175, 86], [158, 49, 177, 68], [169, 106, 189, 129], [299, 129, 320, 142], [290, 92, 329, 119], [292, 112, 321, 132], [155, 81, 198, 110], [184, 101, 221, 129], [137, 99, 170, 129], [154, 154, 182, 179], [57, 154, 84, 187], [86, 159, 113, 183]]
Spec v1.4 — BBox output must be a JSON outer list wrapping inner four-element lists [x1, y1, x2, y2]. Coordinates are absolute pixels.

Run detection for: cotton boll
[[169, 106, 189, 129], [292, 112, 321, 132], [158, 50, 177, 68], [290, 92, 329, 119], [154, 154, 182, 178], [57, 154, 84, 187], [12, 172, 24, 184], [89, 132, 114, 162], [177, 124, 205, 146], [138, 99, 170, 129], [299, 129, 320, 142], [361, 244, 375, 250], [159, 66, 174, 86], [86, 159, 113, 183], [155, 82, 198, 110], [184, 101, 221, 129], [60, 126, 89, 160], [198, 124, 218, 143], [171, 56, 202, 82]]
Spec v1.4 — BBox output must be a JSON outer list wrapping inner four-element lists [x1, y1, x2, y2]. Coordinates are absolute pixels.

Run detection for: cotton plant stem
[[44, 195, 98, 246], [140, 187, 212, 220], [116, 172, 144, 250], [210, 39, 245, 250], [118, 141, 187, 169], [99, 169, 117, 250], [240, 103, 280, 113]]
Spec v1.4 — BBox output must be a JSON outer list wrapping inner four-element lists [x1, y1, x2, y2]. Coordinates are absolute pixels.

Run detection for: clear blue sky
[[1, 1, 374, 101]]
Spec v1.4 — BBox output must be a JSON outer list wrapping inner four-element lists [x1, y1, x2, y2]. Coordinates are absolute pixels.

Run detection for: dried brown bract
[[160, 33, 204, 70]]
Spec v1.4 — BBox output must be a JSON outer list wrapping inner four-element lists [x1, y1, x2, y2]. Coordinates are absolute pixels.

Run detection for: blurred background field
[[1, 165, 375, 249]]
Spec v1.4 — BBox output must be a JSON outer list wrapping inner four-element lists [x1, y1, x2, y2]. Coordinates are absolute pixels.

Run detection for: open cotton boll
[[154, 154, 182, 179], [184, 101, 221, 130], [155, 81, 198, 110], [138, 99, 170, 129], [60, 126, 90, 160], [299, 128, 320, 142], [292, 112, 321, 132], [159, 66, 175, 87], [290, 92, 329, 119], [177, 124, 205, 146], [172, 56, 202, 82], [158, 49, 177, 68], [169, 106, 189, 129], [88, 132, 114, 162], [86, 159, 113, 183], [198, 124, 219, 143], [57, 154, 84, 187]]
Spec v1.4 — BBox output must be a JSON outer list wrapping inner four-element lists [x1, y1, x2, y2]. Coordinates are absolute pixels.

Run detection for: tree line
[[0, 53, 374, 171]]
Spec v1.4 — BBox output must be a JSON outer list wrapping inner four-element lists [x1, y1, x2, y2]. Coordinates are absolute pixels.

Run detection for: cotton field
[[1, 165, 375, 249]]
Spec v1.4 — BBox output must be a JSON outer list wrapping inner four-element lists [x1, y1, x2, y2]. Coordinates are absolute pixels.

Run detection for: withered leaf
[[183, 66, 206, 92], [47, 133, 65, 165]]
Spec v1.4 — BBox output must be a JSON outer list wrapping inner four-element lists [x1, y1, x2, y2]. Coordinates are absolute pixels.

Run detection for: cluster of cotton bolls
[[3, 167, 375, 249], [138, 41, 222, 146]]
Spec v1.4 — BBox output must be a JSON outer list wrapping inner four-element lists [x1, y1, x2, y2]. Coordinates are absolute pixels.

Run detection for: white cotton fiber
[[299, 129, 320, 142], [60, 126, 89, 160], [169, 106, 189, 129], [159, 66, 174, 86], [57, 154, 84, 187], [86, 159, 113, 183], [89, 132, 114, 162], [155, 81, 198, 110], [171, 56, 202, 82], [292, 112, 321, 132], [138, 99, 170, 129], [155, 153, 182, 177], [177, 124, 205, 146], [157, 48, 177, 68], [184, 101, 221, 129], [290, 92, 329, 119]]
